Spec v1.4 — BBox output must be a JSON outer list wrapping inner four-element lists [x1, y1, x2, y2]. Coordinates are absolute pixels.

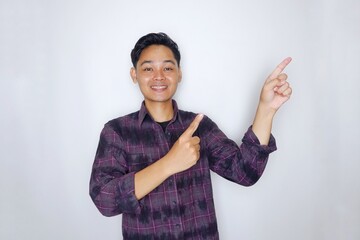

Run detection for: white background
[[1, 0, 360, 239]]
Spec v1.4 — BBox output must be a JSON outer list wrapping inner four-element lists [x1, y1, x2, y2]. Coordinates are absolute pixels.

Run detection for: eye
[[143, 67, 152, 72], [164, 67, 173, 71]]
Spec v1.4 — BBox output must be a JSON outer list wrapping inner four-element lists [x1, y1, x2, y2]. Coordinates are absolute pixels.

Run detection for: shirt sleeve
[[201, 116, 277, 186], [89, 124, 141, 217]]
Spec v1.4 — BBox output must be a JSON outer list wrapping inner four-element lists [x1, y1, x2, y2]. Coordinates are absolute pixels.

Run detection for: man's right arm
[[89, 125, 140, 217], [89, 114, 204, 216]]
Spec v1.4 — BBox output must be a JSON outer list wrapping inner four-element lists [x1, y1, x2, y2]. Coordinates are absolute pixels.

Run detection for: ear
[[130, 67, 137, 84], [178, 67, 182, 83]]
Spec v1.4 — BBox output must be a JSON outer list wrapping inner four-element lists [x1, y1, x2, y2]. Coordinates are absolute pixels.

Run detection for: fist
[[164, 114, 204, 175]]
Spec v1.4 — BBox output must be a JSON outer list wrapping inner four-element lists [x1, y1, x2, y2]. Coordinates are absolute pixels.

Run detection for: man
[[89, 32, 292, 239]]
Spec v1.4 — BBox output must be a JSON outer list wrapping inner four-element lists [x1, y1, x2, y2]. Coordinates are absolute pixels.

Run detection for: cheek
[[137, 81, 150, 91], [166, 73, 181, 82], [136, 75, 151, 85]]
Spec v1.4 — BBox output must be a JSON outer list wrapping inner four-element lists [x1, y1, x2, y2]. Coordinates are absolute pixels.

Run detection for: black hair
[[130, 32, 181, 68]]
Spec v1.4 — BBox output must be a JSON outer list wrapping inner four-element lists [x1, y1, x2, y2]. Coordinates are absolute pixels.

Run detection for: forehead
[[138, 45, 176, 62]]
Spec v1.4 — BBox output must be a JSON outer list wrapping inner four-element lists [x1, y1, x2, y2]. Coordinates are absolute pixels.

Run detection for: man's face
[[131, 45, 182, 105]]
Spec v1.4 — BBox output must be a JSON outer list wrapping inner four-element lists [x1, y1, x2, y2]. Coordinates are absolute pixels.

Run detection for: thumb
[[182, 114, 204, 138]]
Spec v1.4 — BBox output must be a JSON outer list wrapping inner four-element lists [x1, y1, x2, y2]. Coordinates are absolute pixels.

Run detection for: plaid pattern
[[89, 100, 277, 239]]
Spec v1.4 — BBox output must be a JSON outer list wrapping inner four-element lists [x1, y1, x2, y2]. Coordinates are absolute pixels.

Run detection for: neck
[[145, 100, 174, 122]]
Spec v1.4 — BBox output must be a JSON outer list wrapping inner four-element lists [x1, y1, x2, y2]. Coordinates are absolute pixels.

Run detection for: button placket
[[164, 127, 183, 234]]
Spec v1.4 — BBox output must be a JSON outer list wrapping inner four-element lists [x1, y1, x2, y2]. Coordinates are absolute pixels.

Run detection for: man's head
[[130, 33, 182, 106], [131, 32, 181, 68]]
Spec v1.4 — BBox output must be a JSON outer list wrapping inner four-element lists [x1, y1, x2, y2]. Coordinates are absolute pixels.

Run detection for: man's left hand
[[259, 57, 293, 112]]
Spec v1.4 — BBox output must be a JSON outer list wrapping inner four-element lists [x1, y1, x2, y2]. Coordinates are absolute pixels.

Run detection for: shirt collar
[[138, 100, 183, 127]]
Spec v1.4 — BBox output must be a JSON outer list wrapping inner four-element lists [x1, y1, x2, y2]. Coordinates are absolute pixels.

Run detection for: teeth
[[151, 86, 167, 89]]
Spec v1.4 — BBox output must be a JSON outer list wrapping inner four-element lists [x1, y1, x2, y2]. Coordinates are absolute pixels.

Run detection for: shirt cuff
[[117, 172, 141, 214], [242, 126, 277, 154]]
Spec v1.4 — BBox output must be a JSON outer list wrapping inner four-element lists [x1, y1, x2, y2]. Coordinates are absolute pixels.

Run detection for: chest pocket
[[126, 147, 158, 172]]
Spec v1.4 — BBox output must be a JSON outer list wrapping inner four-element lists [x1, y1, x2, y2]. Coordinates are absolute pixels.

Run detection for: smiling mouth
[[151, 85, 167, 90]]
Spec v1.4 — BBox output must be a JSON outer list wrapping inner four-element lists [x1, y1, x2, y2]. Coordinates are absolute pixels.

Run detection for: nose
[[154, 69, 165, 81]]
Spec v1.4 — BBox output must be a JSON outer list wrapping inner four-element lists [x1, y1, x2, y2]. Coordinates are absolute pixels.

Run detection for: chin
[[145, 97, 173, 104]]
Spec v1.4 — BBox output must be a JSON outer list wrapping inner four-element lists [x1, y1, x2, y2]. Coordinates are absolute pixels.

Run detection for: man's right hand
[[134, 114, 204, 200], [163, 114, 204, 176]]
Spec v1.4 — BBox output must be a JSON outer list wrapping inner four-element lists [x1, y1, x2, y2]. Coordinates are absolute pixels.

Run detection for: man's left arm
[[203, 58, 292, 186], [252, 57, 293, 145]]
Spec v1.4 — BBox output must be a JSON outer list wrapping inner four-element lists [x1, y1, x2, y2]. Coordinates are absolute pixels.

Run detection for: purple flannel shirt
[[89, 100, 277, 240]]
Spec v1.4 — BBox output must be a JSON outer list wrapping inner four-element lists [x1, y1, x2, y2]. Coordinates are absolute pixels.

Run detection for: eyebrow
[[140, 60, 177, 66]]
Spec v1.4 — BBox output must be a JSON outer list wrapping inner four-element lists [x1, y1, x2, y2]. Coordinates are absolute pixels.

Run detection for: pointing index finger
[[183, 114, 204, 137], [267, 57, 292, 81]]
